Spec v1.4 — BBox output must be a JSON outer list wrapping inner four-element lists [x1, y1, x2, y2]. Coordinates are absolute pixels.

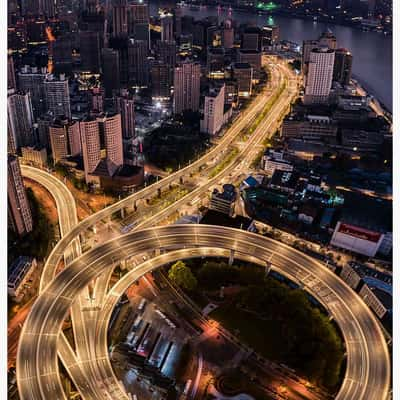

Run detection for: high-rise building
[[8, 154, 33, 237], [18, 66, 47, 118], [174, 6, 182, 38], [233, 62, 253, 97], [156, 40, 176, 86], [222, 19, 234, 49], [333, 48, 353, 86], [8, 56, 16, 90], [150, 61, 171, 99], [200, 84, 225, 135], [44, 74, 71, 119], [128, 2, 149, 43], [261, 25, 279, 47], [238, 50, 261, 79], [207, 47, 225, 75], [49, 118, 81, 163], [101, 48, 121, 97], [79, 31, 101, 73], [80, 117, 101, 181], [173, 61, 201, 114], [36, 113, 53, 149], [318, 29, 337, 50], [114, 90, 135, 139], [128, 39, 149, 86], [53, 35, 73, 75], [98, 113, 124, 168], [80, 114, 124, 182], [8, 90, 35, 152], [304, 47, 335, 105], [112, 0, 128, 38], [241, 27, 261, 51], [160, 13, 174, 42], [89, 86, 105, 115]]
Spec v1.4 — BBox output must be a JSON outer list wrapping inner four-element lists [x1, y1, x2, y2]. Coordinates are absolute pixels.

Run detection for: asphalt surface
[[17, 225, 390, 400]]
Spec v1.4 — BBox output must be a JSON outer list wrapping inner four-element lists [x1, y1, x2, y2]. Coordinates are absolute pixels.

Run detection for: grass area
[[208, 147, 239, 178], [8, 188, 56, 265]]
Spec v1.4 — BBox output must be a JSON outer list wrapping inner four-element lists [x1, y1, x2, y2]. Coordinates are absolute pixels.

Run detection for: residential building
[[50, 119, 81, 163], [114, 90, 136, 140], [21, 146, 48, 167], [8, 155, 33, 237], [79, 31, 102, 73], [17, 65, 47, 118], [44, 74, 71, 119], [200, 84, 225, 135], [222, 19, 234, 49], [8, 55, 16, 90], [8, 90, 35, 152], [8, 257, 37, 302], [128, 39, 149, 86], [304, 47, 335, 105], [173, 61, 201, 114]]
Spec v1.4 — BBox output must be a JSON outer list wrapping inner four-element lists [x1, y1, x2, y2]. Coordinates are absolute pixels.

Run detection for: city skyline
[[6, 0, 393, 399]]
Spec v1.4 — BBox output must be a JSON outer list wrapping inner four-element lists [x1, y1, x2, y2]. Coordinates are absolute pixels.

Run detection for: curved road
[[17, 225, 390, 400]]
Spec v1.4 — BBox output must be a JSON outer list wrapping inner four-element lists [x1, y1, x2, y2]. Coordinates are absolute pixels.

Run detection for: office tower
[[8, 155, 33, 237], [200, 84, 225, 135], [89, 86, 104, 114], [79, 31, 101, 73], [128, 2, 149, 43], [261, 25, 279, 47], [150, 61, 170, 99], [44, 74, 71, 119], [318, 29, 337, 50], [8, 25, 28, 52], [207, 47, 225, 75], [49, 118, 81, 163], [18, 66, 47, 118], [53, 35, 73, 75], [333, 48, 353, 86], [8, 56, 16, 90], [173, 61, 201, 114], [160, 13, 174, 42], [8, 90, 35, 152], [233, 62, 253, 97], [80, 117, 101, 181], [174, 6, 182, 38], [102, 48, 121, 97], [98, 113, 124, 168], [238, 50, 261, 79], [128, 39, 149, 86], [114, 90, 135, 139], [156, 40, 176, 86], [112, 0, 128, 38], [304, 47, 335, 105], [241, 27, 261, 51], [41, 0, 56, 17], [222, 19, 234, 49]]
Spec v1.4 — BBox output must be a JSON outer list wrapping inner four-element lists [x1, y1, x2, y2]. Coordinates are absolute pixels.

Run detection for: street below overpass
[[17, 225, 390, 400]]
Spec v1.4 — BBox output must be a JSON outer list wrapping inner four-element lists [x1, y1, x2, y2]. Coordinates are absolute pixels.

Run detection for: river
[[150, 2, 392, 112]]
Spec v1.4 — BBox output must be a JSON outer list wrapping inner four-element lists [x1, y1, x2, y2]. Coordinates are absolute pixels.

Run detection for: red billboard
[[337, 223, 382, 243]]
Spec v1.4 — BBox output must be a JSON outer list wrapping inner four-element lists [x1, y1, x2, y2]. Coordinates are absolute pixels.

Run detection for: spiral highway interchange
[[16, 60, 390, 400]]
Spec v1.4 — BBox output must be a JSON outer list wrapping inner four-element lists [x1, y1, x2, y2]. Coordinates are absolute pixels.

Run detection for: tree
[[168, 261, 197, 291]]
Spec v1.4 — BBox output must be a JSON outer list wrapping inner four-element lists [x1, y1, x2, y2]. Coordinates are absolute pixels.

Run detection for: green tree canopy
[[168, 261, 198, 291]]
